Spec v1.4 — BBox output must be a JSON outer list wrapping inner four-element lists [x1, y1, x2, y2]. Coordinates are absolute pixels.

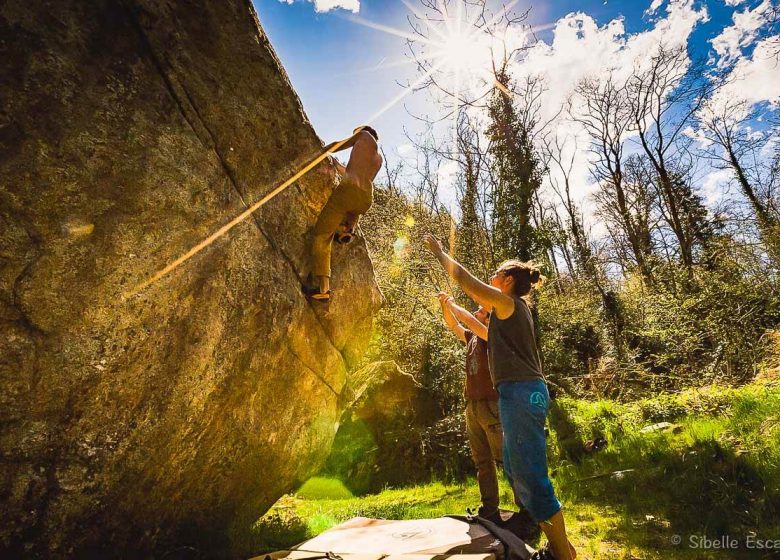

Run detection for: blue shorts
[[497, 379, 562, 523]]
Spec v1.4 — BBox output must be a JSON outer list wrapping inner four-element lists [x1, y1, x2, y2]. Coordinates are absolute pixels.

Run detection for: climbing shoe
[[302, 276, 331, 302], [333, 231, 353, 244], [512, 508, 542, 542], [529, 543, 556, 560], [303, 285, 331, 302], [475, 506, 503, 525]]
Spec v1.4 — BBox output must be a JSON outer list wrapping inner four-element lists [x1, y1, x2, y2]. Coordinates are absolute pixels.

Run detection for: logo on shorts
[[529, 391, 546, 408]]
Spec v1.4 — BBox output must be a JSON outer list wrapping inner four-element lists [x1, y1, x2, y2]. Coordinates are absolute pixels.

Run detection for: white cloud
[[701, 168, 734, 206], [683, 125, 715, 147], [707, 36, 780, 118], [647, 0, 666, 15], [724, 0, 747, 6], [700, 168, 734, 207], [512, 0, 707, 125], [504, 0, 708, 216], [278, 0, 360, 13], [760, 135, 779, 157], [437, 159, 458, 185], [710, 0, 772, 68], [397, 143, 415, 158]]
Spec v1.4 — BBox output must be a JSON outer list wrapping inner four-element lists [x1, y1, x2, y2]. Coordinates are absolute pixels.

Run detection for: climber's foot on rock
[[302, 284, 331, 302], [311, 290, 331, 302]]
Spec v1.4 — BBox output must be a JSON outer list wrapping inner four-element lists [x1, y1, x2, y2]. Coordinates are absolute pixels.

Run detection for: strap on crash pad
[[264, 553, 345, 560], [447, 515, 533, 560]]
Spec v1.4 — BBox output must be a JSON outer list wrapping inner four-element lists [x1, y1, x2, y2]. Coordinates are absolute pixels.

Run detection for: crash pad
[[252, 515, 536, 560]]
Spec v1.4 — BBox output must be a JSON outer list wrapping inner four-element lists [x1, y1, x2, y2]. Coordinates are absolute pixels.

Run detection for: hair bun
[[530, 269, 541, 284]]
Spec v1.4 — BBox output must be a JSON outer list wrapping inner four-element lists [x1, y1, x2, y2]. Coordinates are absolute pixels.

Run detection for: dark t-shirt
[[464, 330, 499, 401], [487, 297, 543, 385]]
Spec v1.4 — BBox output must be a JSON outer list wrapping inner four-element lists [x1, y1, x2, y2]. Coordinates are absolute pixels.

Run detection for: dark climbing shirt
[[464, 330, 498, 401], [487, 297, 543, 385]]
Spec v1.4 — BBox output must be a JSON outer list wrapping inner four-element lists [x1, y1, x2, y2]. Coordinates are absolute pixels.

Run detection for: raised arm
[[437, 292, 466, 343], [425, 235, 515, 320], [450, 302, 488, 342]]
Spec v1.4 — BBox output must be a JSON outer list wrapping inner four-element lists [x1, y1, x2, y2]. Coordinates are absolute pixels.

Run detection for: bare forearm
[[441, 303, 459, 331], [435, 252, 495, 310], [440, 301, 466, 342], [425, 234, 513, 317], [326, 131, 360, 154], [449, 302, 472, 324], [450, 303, 488, 341]]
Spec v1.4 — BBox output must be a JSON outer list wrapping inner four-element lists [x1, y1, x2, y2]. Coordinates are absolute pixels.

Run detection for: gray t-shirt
[[487, 296, 543, 385]]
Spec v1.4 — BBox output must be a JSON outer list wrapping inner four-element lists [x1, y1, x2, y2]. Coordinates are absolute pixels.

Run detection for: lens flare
[[348, 0, 545, 160], [393, 235, 410, 256]]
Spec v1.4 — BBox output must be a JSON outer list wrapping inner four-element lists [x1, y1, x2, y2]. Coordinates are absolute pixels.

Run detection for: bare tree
[[542, 134, 600, 283], [379, 146, 406, 195], [573, 76, 656, 282], [697, 97, 780, 261], [404, 126, 450, 217], [626, 44, 714, 270]]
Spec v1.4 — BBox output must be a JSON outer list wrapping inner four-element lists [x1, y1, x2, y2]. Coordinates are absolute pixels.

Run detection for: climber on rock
[[304, 125, 382, 302]]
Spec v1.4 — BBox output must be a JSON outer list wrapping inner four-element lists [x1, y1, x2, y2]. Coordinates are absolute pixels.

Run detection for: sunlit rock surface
[[0, 0, 380, 556]]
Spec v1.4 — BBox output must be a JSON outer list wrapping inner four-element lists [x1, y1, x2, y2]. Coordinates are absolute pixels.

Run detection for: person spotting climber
[[436, 296, 513, 512], [425, 235, 577, 560], [437, 292, 540, 542], [304, 126, 382, 302], [438, 294, 502, 516]]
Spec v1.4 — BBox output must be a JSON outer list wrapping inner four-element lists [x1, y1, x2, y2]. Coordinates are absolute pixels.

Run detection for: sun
[[437, 25, 495, 89], [351, 0, 528, 126], [403, 0, 510, 105]]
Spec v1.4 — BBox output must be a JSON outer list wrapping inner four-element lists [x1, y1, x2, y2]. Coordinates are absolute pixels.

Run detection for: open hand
[[424, 234, 444, 258]]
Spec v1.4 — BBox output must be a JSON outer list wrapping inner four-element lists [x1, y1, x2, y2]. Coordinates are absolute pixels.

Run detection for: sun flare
[[438, 27, 494, 85], [350, 0, 531, 127]]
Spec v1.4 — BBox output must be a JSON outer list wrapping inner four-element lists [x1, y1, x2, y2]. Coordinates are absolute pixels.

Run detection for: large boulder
[[0, 0, 381, 557]]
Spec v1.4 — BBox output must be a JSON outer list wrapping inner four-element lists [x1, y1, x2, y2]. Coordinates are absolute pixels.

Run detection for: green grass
[[250, 381, 780, 559], [296, 477, 355, 500]]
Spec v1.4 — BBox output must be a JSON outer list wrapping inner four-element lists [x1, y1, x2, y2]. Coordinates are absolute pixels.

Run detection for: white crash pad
[[251, 516, 502, 559], [297, 517, 491, 554]]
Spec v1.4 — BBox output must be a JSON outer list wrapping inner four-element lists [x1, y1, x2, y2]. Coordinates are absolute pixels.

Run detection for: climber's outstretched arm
[[324, 129, 362, 154], [425, 235, 514, 319]]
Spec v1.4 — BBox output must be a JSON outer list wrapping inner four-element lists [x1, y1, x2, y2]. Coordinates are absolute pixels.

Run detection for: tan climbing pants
[[465, 399, 504, 515], [311, 178, 373, 278]]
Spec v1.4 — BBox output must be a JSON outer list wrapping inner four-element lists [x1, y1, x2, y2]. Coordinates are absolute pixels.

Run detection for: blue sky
[[255, 0, 779, 217], [257, 0, 740, 147]]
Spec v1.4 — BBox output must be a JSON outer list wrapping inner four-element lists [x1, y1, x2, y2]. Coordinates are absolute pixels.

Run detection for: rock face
[[0, 1, 381, 556], [324, 362, 424, 494]]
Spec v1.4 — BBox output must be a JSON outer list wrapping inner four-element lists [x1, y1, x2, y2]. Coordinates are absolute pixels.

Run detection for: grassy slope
[[250, 381, 780, 559]]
